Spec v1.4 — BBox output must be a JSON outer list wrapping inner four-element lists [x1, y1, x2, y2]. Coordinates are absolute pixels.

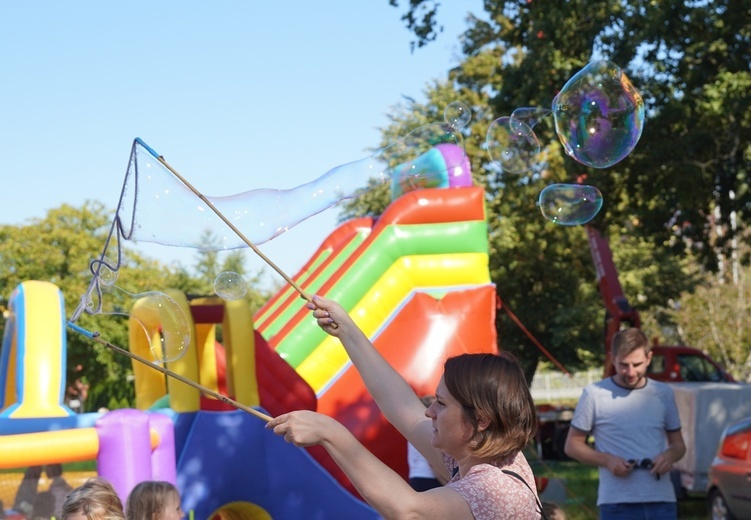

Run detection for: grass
[[531, 458, 708, 520]]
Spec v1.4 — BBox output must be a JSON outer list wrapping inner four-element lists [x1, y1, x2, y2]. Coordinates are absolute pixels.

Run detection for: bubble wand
[[67, 321, 273, 422], [136, 138, 312, 303]]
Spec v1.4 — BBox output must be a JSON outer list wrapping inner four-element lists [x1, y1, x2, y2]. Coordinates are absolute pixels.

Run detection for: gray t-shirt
[[570, 377, 682, 506]]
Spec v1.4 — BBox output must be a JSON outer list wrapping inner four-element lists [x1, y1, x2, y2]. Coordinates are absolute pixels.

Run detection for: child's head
[[126, 481, 183, 520], [61, 477, 124, 520]]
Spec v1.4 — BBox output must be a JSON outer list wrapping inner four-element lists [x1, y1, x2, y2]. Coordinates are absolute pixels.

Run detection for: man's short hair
[[612, 328, 650, 358]]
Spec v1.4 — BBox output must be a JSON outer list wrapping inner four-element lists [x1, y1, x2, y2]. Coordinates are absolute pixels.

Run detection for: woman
[[267, 296, 543, 519], [125, 481, 184, 520], [60, 477, 124, 520]]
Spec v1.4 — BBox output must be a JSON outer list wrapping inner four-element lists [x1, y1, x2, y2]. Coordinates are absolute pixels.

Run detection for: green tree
[[0, 202, 171, 410], [380, 0, 751, 376], [0, 202, 276, 411], [390, 0, 751, 263]]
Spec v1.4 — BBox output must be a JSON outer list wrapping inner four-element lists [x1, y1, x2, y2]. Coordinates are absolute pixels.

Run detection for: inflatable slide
[[253, 184, 500, 488]]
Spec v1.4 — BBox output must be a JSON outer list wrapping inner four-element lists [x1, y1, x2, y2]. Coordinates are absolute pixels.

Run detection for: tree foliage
[[378, 0, 751, 378], [391, 0, 751, 260], [0, 202, 153, 410], [0, 203, 273, 411]]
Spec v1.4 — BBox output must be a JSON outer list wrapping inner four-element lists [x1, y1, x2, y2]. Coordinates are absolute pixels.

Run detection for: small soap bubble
[[509, 107, 551, 135], [539, 184, 603, 225], [97, 257, 119, 287], [552, 61, 645, 168], [98, 286, 191, 363], [486, 116, 543, 174], [138, 292, 191, 363], [214, 271, 248, 301], [444, 102, 472, 130]]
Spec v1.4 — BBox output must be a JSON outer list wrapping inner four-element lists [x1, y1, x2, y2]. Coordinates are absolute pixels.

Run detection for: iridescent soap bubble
[[88, 285, 191, 363], [509, 107, 552, 135], [539, 184, 603, 225], [119, 123, 464, 249], [132, 291, 191, 362], [552, 61, 645, 168], [94, 256, 119, 287], [214, 271, 248, 301], [444, 102, 472, 130], [486, 116, 543, 174]]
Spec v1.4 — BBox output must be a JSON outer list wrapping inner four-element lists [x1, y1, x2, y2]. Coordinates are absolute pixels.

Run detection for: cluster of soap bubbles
[[482, 60, 644, 226], [485, 60, 644, 174], [73, 263, 247, 364]]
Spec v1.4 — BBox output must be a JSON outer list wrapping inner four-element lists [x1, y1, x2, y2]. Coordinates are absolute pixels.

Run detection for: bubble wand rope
[[136, 138, 311, 303], [67, 321, 273, 423]]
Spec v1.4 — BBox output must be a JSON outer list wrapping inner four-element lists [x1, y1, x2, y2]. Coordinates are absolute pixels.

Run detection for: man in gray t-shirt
[[565, 328, 686, 519]]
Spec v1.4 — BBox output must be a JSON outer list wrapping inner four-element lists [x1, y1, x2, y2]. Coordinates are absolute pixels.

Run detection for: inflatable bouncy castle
[[0, 144, 500, 519]]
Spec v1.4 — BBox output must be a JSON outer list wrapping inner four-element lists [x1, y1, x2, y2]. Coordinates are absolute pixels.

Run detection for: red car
[[708, 416, 751, 520], [647, 345, 735, 383]]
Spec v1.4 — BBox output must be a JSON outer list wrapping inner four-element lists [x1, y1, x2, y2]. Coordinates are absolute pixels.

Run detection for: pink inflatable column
[[96, 409, 153, 501]]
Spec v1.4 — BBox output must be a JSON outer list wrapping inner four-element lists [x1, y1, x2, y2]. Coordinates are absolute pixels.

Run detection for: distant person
[[14, 465, 72, 520], [13, 465, 43, 517], [564, 327, 686, 519], [29, 491, 55, 520], [408, 396, 448, 491], [46, 464, 73, 519], [268, 295, 545, 519], [125, 481, 184, 520], [60, 477, 124, 520]]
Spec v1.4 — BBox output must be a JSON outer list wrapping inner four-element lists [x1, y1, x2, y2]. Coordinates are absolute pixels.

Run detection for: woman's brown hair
[[443, 352, 537, 460]]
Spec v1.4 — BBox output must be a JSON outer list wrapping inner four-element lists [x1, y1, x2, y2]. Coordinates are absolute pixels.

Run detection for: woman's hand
[[306, 295, 355, 338], [266, 410, 342, 448]]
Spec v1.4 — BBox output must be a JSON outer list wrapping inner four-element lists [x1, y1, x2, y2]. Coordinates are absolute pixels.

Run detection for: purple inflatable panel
[[96, 409, 153, 501], [436, 143, 472, 188]]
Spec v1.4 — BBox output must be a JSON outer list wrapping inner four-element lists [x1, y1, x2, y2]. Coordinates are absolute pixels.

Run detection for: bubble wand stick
[[67, 321, 273, 422], [137, 138, 312, 303]]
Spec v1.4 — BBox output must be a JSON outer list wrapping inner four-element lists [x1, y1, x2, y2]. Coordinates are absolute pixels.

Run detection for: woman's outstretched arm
[[267, 410, 470, 520], [307, 296, 427, 437]]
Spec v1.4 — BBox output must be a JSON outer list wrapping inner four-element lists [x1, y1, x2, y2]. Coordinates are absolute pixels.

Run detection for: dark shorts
[[599, 501, 677, 520]]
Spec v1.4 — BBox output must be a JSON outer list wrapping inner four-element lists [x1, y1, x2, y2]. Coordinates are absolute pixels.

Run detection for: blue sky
[[1, 1, 480, 287]]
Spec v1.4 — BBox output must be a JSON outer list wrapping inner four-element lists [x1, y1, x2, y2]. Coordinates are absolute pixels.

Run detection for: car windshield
[[677, 354, 724, 382]]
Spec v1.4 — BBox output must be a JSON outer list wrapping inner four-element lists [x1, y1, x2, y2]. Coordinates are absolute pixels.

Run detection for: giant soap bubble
[[553, 61, 645, 168]]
